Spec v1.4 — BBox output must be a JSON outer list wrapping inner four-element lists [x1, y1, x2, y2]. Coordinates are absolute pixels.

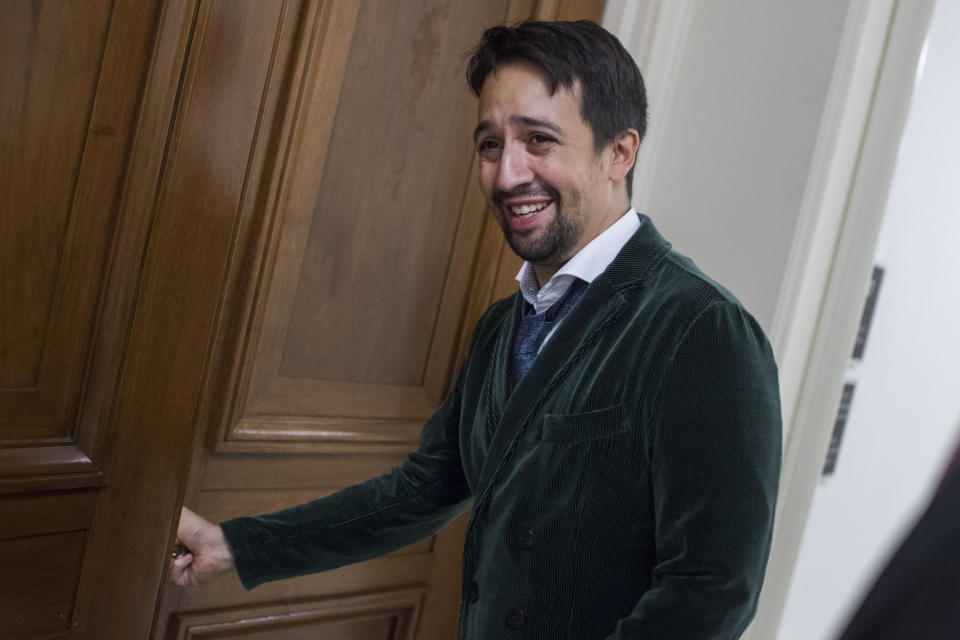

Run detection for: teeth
[[509, 202, 550, 217]]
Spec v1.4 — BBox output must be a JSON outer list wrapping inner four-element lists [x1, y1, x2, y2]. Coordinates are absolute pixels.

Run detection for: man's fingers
[[171, 507, 233, 587], [169, 552, 194, 587]]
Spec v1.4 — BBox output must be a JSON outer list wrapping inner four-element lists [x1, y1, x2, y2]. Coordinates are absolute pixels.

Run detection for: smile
[[509, 201, 552, 218]]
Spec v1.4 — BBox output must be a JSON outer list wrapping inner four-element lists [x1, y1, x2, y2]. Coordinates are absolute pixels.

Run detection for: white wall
[[604, 2, 944, 638], [606, 0, 851, 333], [778, 1, 960, 637]]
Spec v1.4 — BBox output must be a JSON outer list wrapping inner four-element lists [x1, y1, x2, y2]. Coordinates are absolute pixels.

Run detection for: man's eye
[[530, 133, 554, 145], [477, 139, 501, 156]]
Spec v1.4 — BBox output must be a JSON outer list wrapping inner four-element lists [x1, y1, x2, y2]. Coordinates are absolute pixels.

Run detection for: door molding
[[748, 1, 936, 637], [603, 0, 936, 637], [602, 0, 696, 216]]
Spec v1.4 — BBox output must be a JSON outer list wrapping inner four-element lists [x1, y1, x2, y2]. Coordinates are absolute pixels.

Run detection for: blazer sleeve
[[220, 366, 473, 590], [610, 301, 782, 639]]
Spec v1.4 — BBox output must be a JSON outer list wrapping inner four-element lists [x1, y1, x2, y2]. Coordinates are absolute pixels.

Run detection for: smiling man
[[171, 20, 781, 640], [473, 60, 631, 283]]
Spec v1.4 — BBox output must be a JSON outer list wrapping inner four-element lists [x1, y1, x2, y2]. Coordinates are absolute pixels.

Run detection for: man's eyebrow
[[472, 116, 565, 143], [512, 116, 564, 135], [473, 120, 492, 143]]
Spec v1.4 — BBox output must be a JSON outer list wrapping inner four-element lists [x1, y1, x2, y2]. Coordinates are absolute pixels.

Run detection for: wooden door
[[1, 2, 173, 638], [0, 1, 604, 639]]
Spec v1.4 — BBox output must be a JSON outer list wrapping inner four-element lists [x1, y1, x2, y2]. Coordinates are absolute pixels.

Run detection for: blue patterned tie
[[510, 278, 587, 388]]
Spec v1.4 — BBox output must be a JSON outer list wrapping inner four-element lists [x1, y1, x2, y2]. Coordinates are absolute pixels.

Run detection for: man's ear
[[608, 128, 640, 183]]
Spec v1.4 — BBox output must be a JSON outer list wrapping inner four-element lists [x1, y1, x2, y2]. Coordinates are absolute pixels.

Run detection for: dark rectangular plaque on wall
[[823, 382, 856, 476], [852, 265, 885, 360]]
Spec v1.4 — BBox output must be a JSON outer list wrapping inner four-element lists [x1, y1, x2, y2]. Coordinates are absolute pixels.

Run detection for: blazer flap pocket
[[540, 404, 628, 442]]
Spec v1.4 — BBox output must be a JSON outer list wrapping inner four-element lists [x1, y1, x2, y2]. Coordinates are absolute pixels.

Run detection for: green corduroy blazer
[[222, 213, 782, 640]]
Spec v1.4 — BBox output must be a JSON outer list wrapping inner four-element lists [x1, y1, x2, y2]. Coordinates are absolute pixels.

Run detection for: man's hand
[[168, 506, 235, 587]]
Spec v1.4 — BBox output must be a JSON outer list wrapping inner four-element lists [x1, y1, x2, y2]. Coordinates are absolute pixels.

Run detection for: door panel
[[0, 0, 146, 488], [201, 0, 516, 455], [0, 0, 606, 638], [1, 1, 166, 637], [160, 1, 605, 638], [167, 588, 424, 639], [0, 532, 86, 639], [72, 0, 309, 637]]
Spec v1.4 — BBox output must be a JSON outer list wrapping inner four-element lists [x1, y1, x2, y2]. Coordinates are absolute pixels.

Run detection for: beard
[[493, 188, 583, 264]]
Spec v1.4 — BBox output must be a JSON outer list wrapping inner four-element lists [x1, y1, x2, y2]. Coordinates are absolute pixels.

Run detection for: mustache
[[491, 184, 559, 208]]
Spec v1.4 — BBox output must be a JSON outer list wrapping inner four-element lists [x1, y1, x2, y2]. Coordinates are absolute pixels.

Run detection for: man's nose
[[495, 143, 534, 192]]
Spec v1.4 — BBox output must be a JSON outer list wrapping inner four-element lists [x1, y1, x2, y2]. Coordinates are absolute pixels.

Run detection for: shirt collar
[[516, 208, 640, 312]]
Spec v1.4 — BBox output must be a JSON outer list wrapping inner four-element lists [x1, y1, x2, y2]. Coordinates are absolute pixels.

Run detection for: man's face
[[474, 62, 615, 276]]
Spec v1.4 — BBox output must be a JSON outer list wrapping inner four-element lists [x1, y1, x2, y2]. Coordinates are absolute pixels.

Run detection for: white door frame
[[748, 1, 935, 636], [604, 1, 936, 637]]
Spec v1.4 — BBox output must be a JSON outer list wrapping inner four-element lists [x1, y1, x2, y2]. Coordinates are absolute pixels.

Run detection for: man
[[171, 20, 781, 639]]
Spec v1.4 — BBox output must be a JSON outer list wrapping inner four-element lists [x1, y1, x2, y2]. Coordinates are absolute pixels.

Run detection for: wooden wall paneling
[[155, 5, 325, 625], [556, 0, 608, 21], [530, 0, 607, 21], [0, 0, 171, 637], [156, 2, 607, 640], [153, 441, 415, 635], [0, 0, 113, 422], [0, 446, 98, 492], [175, 552, 434, 613], [450, 163, 511, 367], [0, 0, 154, 493], [187, 0, 330, 447], [159, 454, 437, 627], [0, 1, 170, 638], [0, 532, 87, 640], [199, 0, 364, 452], [533, 0, 561, 19], [0, 489, 98, 638], [71, 0, 310, 637], [72, 0, 197, 494], [204, 0, 516, 454], [201, 450, 411, 489], [264, 0, 495, 390], [173, 549, 435, 620], [168, 588, 424, 640], [0, 490, 98, 541]]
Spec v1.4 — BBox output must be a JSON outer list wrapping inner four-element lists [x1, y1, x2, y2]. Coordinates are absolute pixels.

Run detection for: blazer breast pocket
[[539, 403, 628, 443]]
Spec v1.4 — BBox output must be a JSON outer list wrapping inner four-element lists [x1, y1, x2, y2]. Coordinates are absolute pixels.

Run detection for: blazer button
[[505, 607, 525, 629], [517, 528, 534, 550], [467, 582, 479, 604]]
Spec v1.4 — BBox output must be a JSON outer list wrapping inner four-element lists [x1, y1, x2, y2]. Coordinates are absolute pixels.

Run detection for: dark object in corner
[[837, 436, 960, 640]]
